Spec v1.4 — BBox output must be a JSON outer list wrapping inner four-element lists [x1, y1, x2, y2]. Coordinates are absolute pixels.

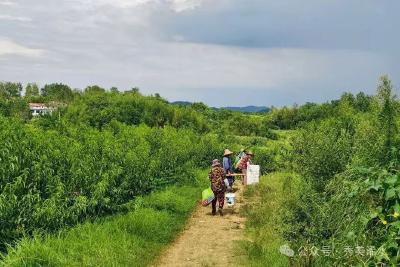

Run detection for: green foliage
[[110, 86, 119, 93], [315, 166, 400, 266], [251, 147, 276, 173], [351, 114, 386, 167], [362, 167, 400, 264], [143, 186, 199, 215], [377, 75, 398, 161], [269, 106, 299, 129], [239, 173, 294, 266], [269, 92, 374, 130], [0, 82, 28, 119], [0, 98, 30, 120], [84, 85, 106, 95], [282, 76, 400, 266], [64, 91, 210, 132], [24, 83, 39, 98], [292, 118, 353, 191], [2, 74, 395, 267], [0, 82, 22, 99], [1, 80, 277, 139], [0, 185, 200, 266], [41, 83, 74, 102], [223, 114, 274, 137], [0, 117, 223, 250], [355, 91, 373, 112]]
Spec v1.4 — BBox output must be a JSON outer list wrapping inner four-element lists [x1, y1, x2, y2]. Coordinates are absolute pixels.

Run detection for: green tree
[[110, 87, 119, 93], [85, 85, 106, 94], [340, 92, 356, 107], [355, 92, 372, 112], [191, 102, 208, 113], [377, 75, 398, 161], [127, 87, 140, 94], [0, 82, 22, 98], [25, 83, 40, 97], [41, 83, 73, 102], [270, 106, 298, 129]]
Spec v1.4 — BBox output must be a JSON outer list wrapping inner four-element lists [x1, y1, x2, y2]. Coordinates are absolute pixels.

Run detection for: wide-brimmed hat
[[212, 159, 221, 167], [246, 151, 254, 156], [224, 149, 233, 156]]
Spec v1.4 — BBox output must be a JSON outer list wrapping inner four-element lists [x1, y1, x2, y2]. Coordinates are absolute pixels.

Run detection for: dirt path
[[154, 183, 247, 267]]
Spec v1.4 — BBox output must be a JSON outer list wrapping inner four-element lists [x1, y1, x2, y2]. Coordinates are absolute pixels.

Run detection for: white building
[[29, 103, 53, 117]]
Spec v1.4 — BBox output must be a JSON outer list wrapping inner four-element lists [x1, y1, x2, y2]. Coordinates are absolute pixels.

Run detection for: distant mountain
[[171, 101, 270, 113], [222, 106, 270, 113]]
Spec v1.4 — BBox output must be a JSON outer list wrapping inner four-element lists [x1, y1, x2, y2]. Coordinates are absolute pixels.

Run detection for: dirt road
[[154, 184, 247, 267]]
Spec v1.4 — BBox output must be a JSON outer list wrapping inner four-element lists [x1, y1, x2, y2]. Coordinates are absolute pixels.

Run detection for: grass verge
[[0, 184, 203, 267], [238, 172, 298, 267]]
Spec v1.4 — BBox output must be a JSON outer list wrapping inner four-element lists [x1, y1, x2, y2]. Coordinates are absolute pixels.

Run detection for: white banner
[[247, 164, 260, 185]]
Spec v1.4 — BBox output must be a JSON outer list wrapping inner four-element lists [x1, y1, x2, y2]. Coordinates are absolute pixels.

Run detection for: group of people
[[208, 149, 254, 216]]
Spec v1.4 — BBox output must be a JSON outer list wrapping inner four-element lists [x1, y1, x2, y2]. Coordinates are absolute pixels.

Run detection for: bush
[[252, 147, 276, 174], [0, 117, 224, 250], [291, 118, 353, 191], [281, 76, 400, 266], [351, 114, 386, 167], [64, 92, 209, 132], [0, 185, 201, 266]]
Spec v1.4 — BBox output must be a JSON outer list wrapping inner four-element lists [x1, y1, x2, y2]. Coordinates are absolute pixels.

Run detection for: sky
[[0, 0, 399, 107]]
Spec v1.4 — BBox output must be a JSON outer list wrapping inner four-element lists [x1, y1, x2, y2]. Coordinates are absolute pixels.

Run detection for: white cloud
[[168, 0, 204, 12], [0, 1, 16, 6], [82, 0, 152, 8], [80, 0, 204, 12], [0, 14, 31, 22], [0, 0, 397, 106], [0, 39, 44, 57]]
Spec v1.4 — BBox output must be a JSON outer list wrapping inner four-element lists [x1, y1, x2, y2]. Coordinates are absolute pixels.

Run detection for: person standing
[[208, 159, 226, 216], [238, 151, 254, 186], [223, 149, 234, 189], [233, 148, 246, 172]]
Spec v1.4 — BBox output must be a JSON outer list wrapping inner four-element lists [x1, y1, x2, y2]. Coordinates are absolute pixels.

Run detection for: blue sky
[[0, 0, 398, 107]]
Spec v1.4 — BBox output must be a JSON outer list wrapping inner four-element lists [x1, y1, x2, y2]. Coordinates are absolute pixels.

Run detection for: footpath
[[154, 183, 247, 267]]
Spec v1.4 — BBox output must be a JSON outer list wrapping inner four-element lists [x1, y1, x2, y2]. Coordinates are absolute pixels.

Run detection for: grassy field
[[0, 181, 205, 266], [238, 172, 299, 267]]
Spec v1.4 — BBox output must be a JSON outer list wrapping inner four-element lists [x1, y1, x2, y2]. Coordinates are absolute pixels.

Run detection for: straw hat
[[246, 150, 254, 156], [223, 149, 233, 156], [212, 159, 221, 167]]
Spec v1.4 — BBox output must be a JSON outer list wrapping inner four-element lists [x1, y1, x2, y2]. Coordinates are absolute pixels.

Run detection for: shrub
[[291, 118, 353, 191], [0, 117, 224, 250], [0, 185, 201, 266]]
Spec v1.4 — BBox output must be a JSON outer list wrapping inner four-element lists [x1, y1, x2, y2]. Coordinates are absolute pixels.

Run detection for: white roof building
[[29, 103, 54, 117]]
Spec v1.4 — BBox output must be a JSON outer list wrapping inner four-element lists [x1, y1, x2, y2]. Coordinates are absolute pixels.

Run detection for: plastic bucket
[[224, 178, 229, 188], [226, 193, 235, 206]]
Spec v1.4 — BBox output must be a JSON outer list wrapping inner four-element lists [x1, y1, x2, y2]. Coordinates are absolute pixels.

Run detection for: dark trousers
[[212, 190, 225, 212], [227, 176, 234, 186]]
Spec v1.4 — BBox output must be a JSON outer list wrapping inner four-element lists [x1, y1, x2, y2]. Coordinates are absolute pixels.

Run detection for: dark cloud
[[160, 0, 400, 51], [0, 0, 398, 106]]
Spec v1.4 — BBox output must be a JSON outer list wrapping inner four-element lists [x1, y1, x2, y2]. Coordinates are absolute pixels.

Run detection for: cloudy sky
[[0, 0, 399, 107]]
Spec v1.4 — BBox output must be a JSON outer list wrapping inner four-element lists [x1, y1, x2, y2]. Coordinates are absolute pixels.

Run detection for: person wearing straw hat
[[238, 151, 254, 186], [223, 149, 234, 189], [208, 159, 226, 216]]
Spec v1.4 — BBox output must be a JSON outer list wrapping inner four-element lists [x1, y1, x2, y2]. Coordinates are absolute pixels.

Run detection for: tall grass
[[0, 184, 203, 266], [239, 173, 299, 266]]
